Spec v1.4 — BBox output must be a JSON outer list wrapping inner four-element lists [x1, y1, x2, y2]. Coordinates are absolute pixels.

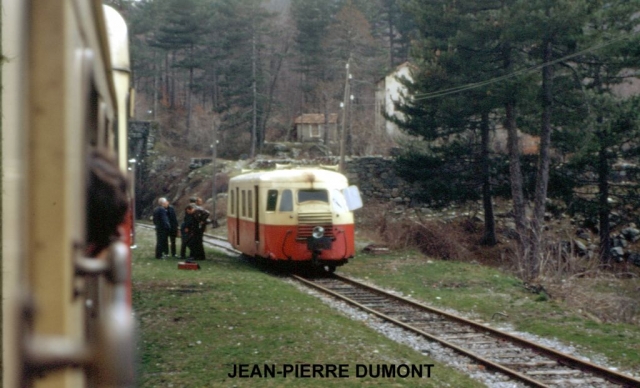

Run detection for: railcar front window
[[298, 189, 328, 203], [266, 190, 278, 212], [279, 189, 293, 212]]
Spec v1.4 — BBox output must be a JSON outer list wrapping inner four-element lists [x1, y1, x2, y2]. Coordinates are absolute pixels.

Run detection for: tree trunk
[[186, 64, 193, 138], [153, 51, 158, 120], [480, 112, 497, 246], [323, 93, 329, 144], [531, 39, 554, 278], [212, 67, 219, 110], [250, 31, 258, 158], [598, 131, 611, 264], [260, 35, 290, 149], [164, 51, 171, 107], [387, 4, 395, 68], [506, 100, 528, 271], [502, 41, 528, 274]]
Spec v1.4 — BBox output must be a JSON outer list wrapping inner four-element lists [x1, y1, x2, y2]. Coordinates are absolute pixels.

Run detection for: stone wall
[[345, 157, 415, 205], [248, 156, 416, 206], [128, 120, 157, 162]]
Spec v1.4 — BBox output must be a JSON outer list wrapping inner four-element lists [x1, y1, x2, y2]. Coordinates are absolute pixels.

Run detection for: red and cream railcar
[[227, 167, 362, 271]]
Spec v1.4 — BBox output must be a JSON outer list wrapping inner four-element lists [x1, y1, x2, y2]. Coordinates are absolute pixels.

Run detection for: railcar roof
[[230, 168, 348, 185]]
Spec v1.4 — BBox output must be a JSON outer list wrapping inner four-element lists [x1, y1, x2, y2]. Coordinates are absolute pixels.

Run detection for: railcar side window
[[230, 190, 235, 215], [241, 190, 246, 217], [298, 189, 328, 203], [248, 190, 253, 218], [279, 189, 293, 212], [266, 190, 278, 211]]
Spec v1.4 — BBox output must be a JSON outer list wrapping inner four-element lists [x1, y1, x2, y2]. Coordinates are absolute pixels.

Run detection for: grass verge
[[339, 250, 640, 373], [132, 228, 485, 387]]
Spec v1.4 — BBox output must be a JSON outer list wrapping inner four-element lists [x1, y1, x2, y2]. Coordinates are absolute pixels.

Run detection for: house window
[[310, 124, 321, 138]]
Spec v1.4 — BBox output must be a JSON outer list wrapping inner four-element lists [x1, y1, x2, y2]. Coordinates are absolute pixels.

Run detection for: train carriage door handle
[[19, 241, 136, 386]]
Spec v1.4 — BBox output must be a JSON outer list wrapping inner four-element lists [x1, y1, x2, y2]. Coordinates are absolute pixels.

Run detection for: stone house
[[294, 113, 339, 142], [375, 62, 540, 154], [375, 61, 414, 139]]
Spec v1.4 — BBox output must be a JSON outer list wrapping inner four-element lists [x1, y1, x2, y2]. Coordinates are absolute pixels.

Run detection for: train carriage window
[[279, 189, 293, 212], [248, 190, 253, 218], [230, 190, 235, 215], [298, 189, 328, 203], [241, 190, 246, 217], [266, 190, 278, 212]]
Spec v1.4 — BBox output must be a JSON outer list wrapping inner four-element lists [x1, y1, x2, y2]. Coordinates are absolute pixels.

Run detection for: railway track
[[136, 223, 638, 387], [136, 223, 239, 256], [293, 273, 640, 388]]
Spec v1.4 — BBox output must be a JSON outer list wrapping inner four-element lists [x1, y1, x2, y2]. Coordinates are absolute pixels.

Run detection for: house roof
[[294, 113, 338, 125], [378, 61, 416, 83]]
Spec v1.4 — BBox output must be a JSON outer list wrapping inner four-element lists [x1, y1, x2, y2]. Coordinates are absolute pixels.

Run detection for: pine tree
[[502, 0, 591, 277], [291, 0, 339, 105], [392, 0, 528, 247], [205, 0, 277, 157], [556, 0, 640, 264]]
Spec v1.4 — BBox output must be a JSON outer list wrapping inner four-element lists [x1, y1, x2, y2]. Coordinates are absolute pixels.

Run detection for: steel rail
[[293, 273, 640, 388], [135, 223, 238, 256], [136, 223, 639, 386]]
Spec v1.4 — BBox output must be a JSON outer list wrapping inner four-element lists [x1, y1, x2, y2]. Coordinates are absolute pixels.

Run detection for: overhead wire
[[412, 31, 639, 101]]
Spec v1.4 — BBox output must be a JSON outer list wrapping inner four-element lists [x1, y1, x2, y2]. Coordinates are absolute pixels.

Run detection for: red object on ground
[[178, 261, 200, 270]]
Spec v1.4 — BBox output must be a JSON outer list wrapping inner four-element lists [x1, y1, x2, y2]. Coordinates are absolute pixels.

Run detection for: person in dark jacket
[[181, 204, 199, 261], [85, 148, 129, 257], [191, 203, 210, 260], [166, 202, 179, 257], [152, 197, 171, 259], [180, 198, 198, 259]]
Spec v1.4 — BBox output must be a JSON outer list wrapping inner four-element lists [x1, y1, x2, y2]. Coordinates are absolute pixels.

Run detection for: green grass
[[339, 250, 640, 372], [132, 229, 484, 387]]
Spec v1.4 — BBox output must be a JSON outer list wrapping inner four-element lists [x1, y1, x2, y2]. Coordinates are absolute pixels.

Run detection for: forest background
[[107, 0, 640, 281]]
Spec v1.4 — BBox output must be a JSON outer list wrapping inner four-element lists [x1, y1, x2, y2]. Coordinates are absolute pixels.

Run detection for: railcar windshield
[[280, 189, 293, 211], [298, 189, 328, 203]]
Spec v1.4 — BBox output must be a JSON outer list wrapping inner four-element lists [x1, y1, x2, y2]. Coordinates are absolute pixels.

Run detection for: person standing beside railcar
[[180, 197, 197, 259], [192, 197, 210, 260], [153, 197, 171, 259], [166, 201, 179, 257]]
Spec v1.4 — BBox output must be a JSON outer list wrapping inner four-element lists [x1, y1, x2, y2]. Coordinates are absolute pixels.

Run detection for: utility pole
[[348, 93, 354, 156], [339, 56, 351, 173], [211, 120, 219, 227]]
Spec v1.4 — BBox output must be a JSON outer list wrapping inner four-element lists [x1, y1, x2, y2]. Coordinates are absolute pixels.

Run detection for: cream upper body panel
[[228, 169, 355, 225]]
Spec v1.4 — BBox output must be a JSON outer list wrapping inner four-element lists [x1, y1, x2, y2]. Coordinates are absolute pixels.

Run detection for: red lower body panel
[[227, 218, 354, 265]]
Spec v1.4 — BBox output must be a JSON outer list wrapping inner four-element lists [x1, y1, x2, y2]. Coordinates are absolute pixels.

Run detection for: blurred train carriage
[[227, 167, 363, 272], [3, 1, 135, 387]]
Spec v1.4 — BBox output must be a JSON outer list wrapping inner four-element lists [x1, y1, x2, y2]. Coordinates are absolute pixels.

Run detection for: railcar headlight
[[312, 226, 325, 239]]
